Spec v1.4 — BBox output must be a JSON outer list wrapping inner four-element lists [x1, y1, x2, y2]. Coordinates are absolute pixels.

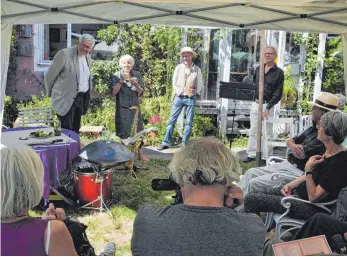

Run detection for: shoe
[[100, 242, 116, 256], [157, 145, 169, 151], [243, 157, 255, 163]]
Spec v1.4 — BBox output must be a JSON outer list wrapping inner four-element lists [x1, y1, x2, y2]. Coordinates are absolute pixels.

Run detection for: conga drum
[[73, 170, 113, 208]]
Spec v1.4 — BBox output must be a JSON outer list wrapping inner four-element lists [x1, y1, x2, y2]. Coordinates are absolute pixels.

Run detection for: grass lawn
[[30, 152, 255, 255]]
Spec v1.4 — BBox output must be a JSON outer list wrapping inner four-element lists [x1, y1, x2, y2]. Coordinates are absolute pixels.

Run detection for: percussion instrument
[[75, 140, 134, 213], [73, 169, 113, 208]]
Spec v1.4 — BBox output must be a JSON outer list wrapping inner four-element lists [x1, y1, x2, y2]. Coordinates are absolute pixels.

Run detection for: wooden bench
[[14, 107, 54, 128], [79, 126, 105, 138]]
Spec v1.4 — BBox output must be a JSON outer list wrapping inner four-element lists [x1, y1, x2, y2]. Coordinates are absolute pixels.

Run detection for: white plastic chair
[[263, 117, 295, 166]]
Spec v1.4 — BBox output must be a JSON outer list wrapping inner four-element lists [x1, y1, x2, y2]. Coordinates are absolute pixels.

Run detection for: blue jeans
[[162, 95, 196, 146]]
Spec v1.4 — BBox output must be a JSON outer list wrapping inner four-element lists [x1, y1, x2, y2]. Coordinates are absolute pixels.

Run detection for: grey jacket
[[44, 46, 92, 116]]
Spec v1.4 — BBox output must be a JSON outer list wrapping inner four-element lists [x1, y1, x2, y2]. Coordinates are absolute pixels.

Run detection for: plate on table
[[29, 130, 54, 139]]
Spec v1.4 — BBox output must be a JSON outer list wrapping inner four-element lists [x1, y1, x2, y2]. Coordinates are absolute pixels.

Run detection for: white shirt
[[172, 63, 203, 96], [78, 56, 90, 92]]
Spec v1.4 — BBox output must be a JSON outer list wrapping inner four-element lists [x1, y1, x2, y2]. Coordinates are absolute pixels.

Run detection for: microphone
[[331, 234, 347, 254]]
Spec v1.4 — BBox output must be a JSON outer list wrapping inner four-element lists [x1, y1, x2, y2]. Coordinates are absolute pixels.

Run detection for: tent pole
[[256, 29, 265, 167]]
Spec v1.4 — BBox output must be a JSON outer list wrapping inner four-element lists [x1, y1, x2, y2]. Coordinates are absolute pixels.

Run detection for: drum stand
[[77, 168, 113, 216]]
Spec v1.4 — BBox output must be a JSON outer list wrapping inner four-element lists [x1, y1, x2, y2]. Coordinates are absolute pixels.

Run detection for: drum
[[73, 170, 113, 208]]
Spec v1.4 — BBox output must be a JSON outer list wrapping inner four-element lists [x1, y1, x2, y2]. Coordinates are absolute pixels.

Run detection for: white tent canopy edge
[[1, 0, 347, 128]]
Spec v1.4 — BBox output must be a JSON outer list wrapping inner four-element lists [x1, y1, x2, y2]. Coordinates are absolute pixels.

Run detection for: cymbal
[[79, 140, 134, 168]]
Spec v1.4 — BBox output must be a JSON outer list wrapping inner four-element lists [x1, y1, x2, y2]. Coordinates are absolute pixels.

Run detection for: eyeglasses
[[264, 52, 275, 55]]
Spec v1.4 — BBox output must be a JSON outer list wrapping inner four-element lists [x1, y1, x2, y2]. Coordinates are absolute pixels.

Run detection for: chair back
[[15, 107, 54, 128]]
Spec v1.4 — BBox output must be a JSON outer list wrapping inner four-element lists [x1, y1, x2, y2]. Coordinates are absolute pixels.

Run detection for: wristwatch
[[306, 171, 313, 176]]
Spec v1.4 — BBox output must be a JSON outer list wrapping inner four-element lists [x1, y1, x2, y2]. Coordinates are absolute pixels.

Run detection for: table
[[1, 127, 80, 202]]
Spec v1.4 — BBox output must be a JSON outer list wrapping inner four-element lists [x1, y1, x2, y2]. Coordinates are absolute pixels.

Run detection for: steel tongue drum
[[79, 140, 134, 168]]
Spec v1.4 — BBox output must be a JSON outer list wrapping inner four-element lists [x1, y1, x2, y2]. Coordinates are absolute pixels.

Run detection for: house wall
[[6, 25, 45, 101]]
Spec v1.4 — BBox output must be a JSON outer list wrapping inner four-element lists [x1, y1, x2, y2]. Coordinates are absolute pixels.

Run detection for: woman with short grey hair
[[245, 111, 347, 221], [110, 54, 148, 161]]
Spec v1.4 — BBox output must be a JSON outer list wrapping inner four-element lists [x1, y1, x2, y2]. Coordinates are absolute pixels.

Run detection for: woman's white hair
[[119, 54, 135, 68], [1, 145, 44, 219], [79, 34, 95, 47], [169, 137, 241, 187]]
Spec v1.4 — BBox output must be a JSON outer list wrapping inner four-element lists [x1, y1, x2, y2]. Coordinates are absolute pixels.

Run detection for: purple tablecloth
[[2, 127, 80, 202]]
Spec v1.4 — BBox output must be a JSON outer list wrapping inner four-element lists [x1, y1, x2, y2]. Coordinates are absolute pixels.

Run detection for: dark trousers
[[293, 213, 347, 246], [57, 93, 87, 134]]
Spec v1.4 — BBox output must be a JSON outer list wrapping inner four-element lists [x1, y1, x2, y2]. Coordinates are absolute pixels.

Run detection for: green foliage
[[281, 66, 297, 107], [81, 98, 116, 132], [17, 93, 52, 109], [90, 61, 117, 95], [322, 36, 344, 93], [191, 114, 214, 137], [230, 136, 249, 148], [3, 95, 18, 127]]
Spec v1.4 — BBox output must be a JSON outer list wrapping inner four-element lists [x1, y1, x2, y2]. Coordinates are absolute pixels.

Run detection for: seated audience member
[[0, 145, 115, 256], [1, 145, 78, 256], [244, 111, 347, 221], [238, 92, 339, 195], [293, 213, 347, 248], [131, 137, 266, 256]]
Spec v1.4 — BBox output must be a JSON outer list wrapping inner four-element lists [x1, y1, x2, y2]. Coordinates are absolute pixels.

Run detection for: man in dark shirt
[[131, 138, 266, 256], [239, 92, 340, 195], [246, 46, 284, 161]]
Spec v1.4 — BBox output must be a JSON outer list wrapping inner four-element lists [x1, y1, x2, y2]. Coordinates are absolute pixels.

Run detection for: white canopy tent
[[1, 0, 347, 126]]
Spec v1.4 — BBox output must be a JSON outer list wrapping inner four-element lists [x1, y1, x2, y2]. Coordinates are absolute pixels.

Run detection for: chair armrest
[[281, 196, 335, 213], [267, 156, 285, 166]]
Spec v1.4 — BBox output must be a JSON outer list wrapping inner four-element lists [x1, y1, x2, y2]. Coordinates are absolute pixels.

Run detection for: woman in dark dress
[[244, 111, 347, 220], [111, 54, 148, 161]]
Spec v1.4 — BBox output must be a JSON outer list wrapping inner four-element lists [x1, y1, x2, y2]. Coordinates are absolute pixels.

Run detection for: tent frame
[[3, 0, 347, 28]]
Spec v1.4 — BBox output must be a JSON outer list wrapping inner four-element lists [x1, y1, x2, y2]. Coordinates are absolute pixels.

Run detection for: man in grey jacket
[[45, 34, 94, 133]]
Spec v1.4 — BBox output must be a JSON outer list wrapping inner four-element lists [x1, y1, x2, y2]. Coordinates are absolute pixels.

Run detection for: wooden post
[[256, 29, 266, 167]]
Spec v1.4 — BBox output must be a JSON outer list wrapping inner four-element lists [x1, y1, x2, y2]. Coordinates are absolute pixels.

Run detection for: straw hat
[[180, 46, 197, 57], [313, 92, 339, 111]]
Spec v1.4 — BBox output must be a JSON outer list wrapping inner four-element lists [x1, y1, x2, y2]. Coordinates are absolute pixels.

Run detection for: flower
[[148, 115, 163, 125]]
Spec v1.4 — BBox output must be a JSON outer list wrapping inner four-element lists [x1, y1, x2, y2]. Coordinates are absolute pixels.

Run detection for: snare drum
[[73, 170, 113, 207]]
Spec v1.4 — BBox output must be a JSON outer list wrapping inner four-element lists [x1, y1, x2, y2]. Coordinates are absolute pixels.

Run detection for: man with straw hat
[[158, 47, 203, 150], [239, 92, 340, 196]]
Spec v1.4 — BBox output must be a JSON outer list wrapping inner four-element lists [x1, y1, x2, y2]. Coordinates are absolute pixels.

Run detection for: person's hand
[[344, 232, 347, 241], [290, 144, 305, 159], [281, 184, 292, 197], [224, 186, 244, 208], [305, 155, 324, 172], [42, 203, 65, 221], [262, 110, 269, 120], [129, 78, 138, 86]]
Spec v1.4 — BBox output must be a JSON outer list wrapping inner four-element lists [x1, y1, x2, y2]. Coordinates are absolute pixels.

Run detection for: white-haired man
[[45, 34, 94, 133], [158, 47, 203, 150], [246, 46, 284, 162], [132, 137, 266, 256]]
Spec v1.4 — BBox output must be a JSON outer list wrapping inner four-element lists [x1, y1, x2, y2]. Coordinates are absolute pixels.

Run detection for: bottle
[[54, 119, 62, 136]]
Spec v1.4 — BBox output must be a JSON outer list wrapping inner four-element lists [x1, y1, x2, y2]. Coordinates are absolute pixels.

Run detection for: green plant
[[191, 114, 214, 137], [281, 66, 297, 108], [3, 95, 19, 127], [81, 98, 116, 132]]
